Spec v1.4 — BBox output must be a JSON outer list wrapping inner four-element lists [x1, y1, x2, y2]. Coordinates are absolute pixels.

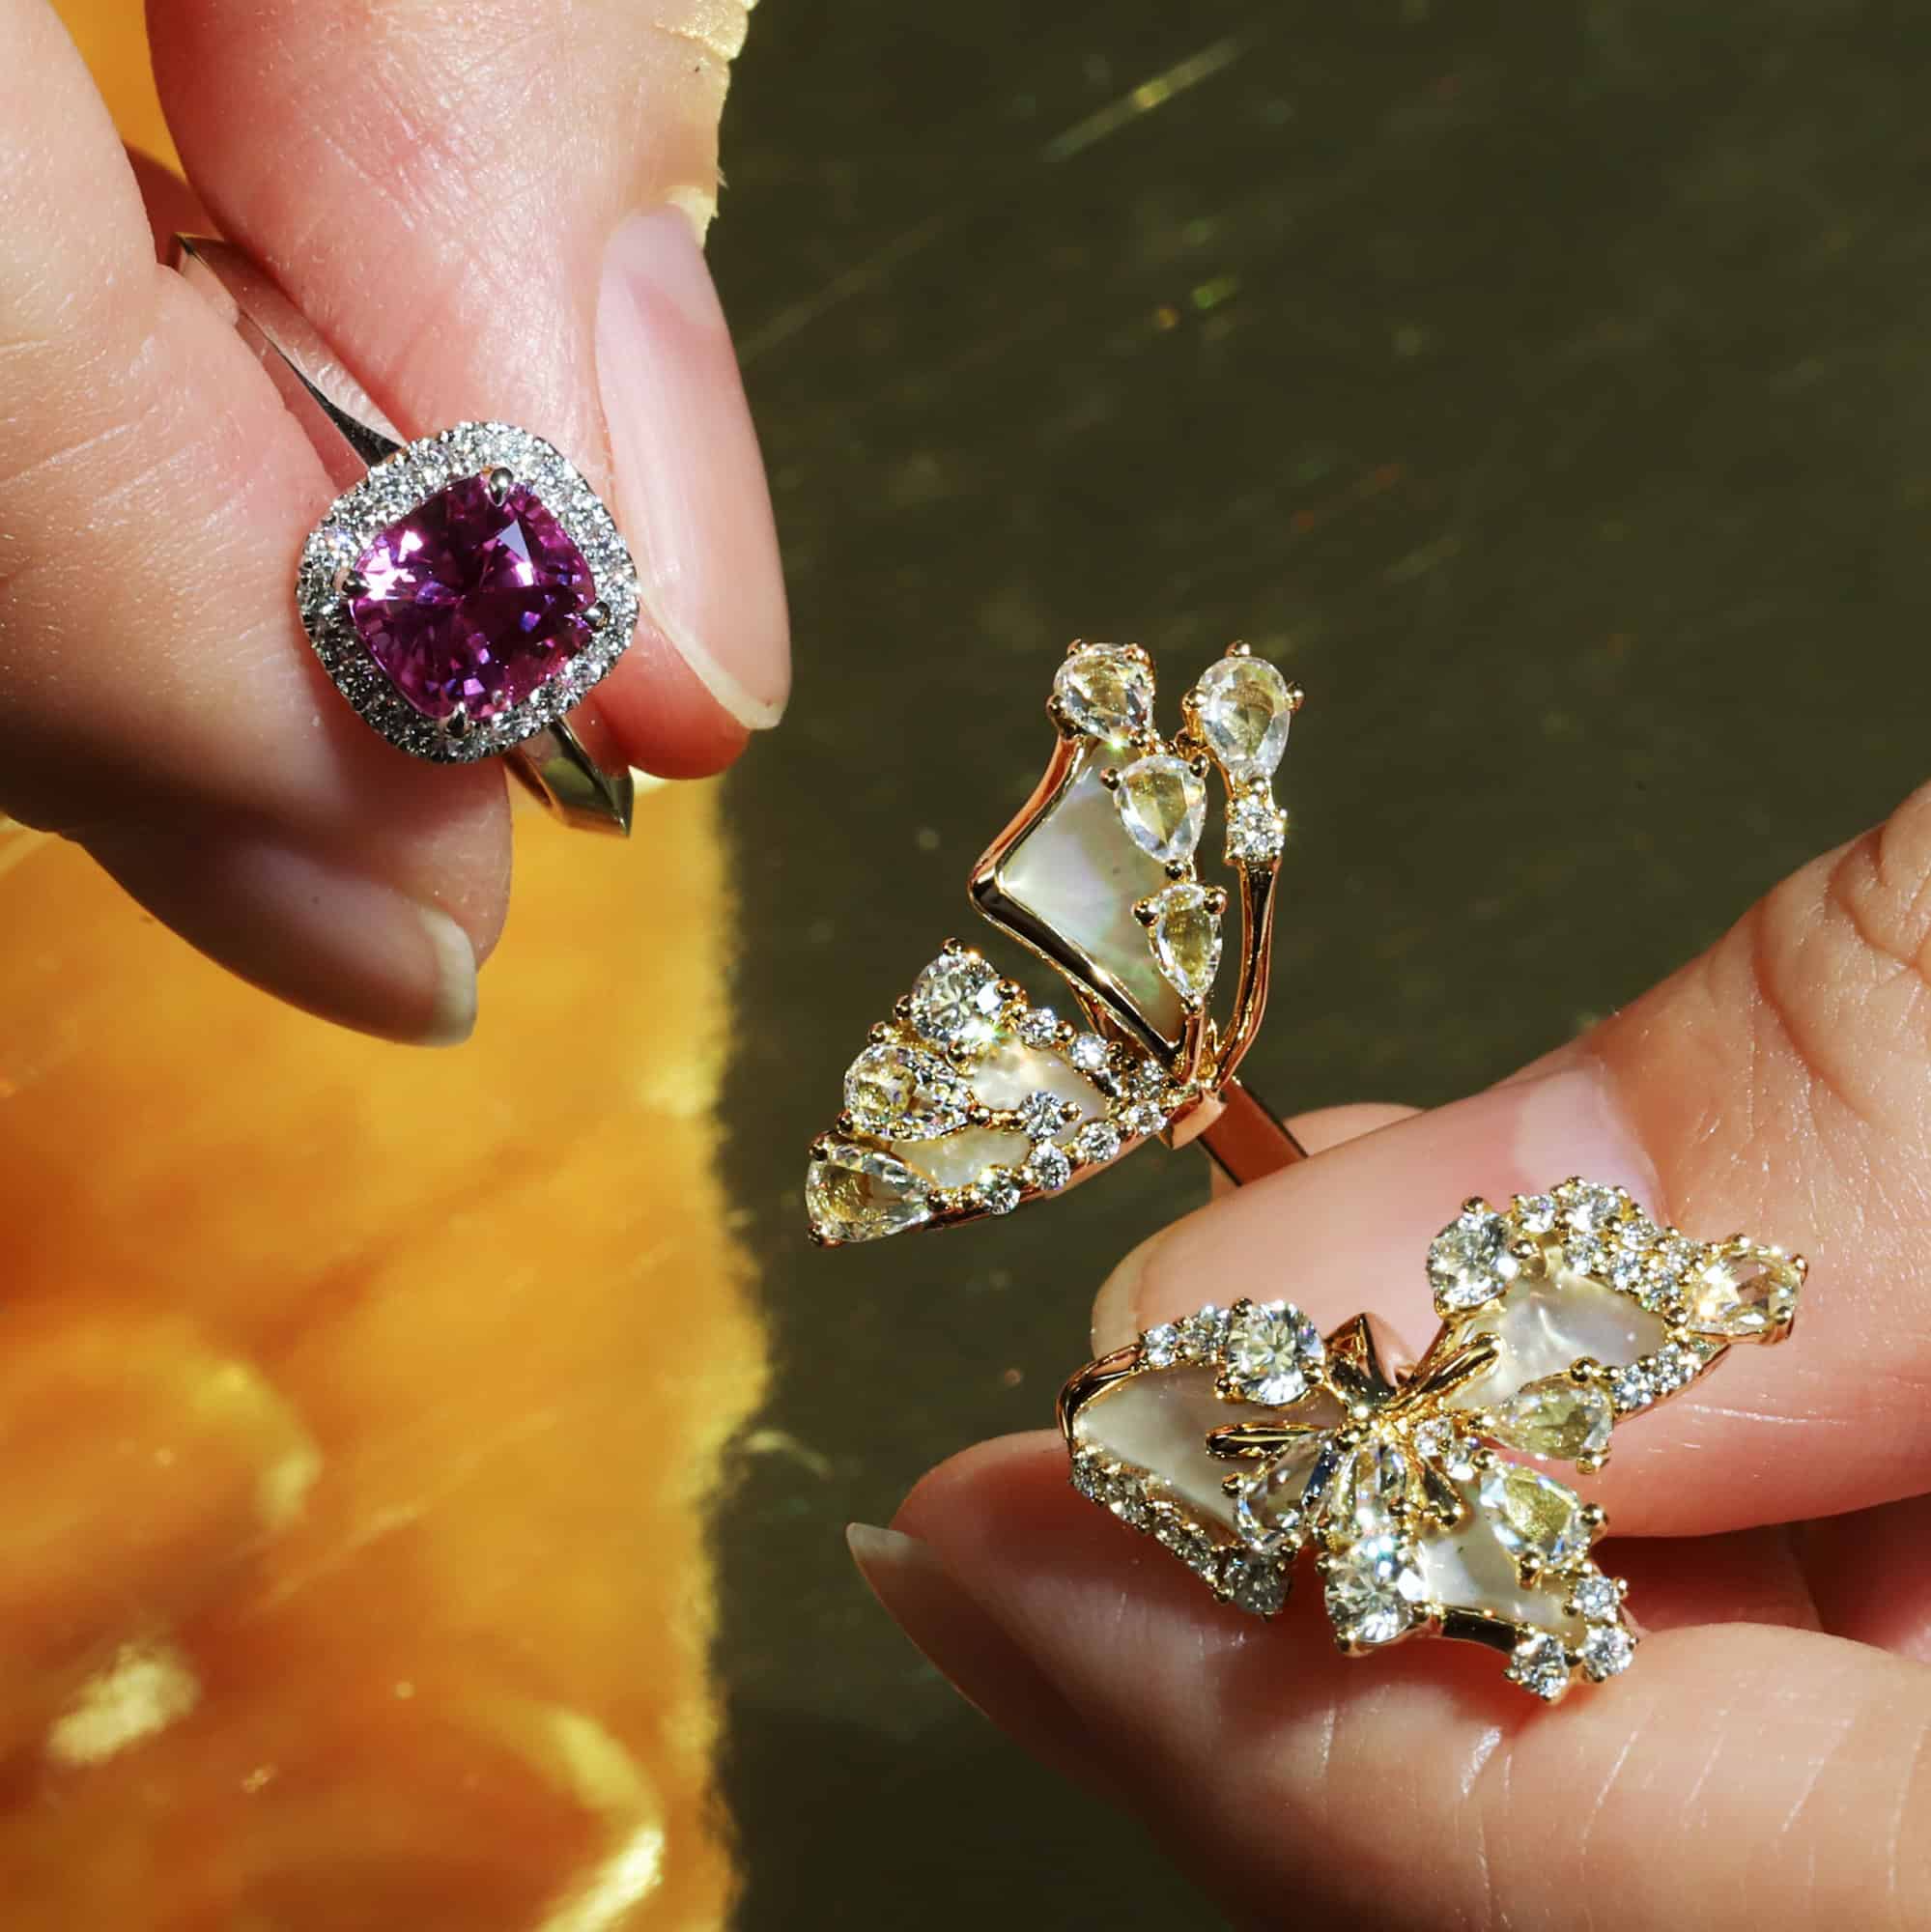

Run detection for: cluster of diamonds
[[296, 422, 639, 763], [1070, 1293, 1644, 1700], [1426, 1177, 1804, 1410], [1050, 641, 1298, 1008], [833, 940, 1201, 1228], [1068, 1439, 1290, 1618]]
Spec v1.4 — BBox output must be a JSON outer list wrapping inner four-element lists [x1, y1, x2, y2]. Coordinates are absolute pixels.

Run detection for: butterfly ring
[[1059, 1178, 1808, 1701], [806, 639, 1304, 1244]]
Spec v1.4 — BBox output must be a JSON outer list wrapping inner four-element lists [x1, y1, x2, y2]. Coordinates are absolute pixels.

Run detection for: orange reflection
[[0, 775, 757, 1922]]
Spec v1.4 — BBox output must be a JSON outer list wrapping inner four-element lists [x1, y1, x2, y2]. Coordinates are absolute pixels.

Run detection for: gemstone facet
[[1324, 1532, 1426, 1647], [908, 952, 1006, 1052], [1427, 1207, 1519, 1312], [1113, 754, 1207, 865], [1191, 656, 1294, 782], [842, 1042, 972, 1138], [1225, 791, 1286, 865], [350, 473, 597, 722], [807, 1143, 932, 1242], [1492, 1376, 1614, 1464], [1053, 645, 1153, 744], [1148, 883, 1222, 1002], [1687, 1247, 1802, 1339], [1220, 1300, 1325, 1406], [1478, 1463, 1589, 1564], [1507, 1632, 1573, 1700]]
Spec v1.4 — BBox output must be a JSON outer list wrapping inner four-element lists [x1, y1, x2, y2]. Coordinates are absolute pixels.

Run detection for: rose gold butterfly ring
[[805, 640, 1304, 1245]]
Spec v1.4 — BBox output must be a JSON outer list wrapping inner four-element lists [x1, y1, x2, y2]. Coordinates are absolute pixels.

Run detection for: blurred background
[[8, 0, 1931, 1925]]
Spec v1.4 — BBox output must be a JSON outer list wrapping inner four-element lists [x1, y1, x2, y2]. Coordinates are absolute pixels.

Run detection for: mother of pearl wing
[[889, 1040, 1110, 1187], [1071, 1364, 1343, 1524], [997, 750, 1186, 1039], [1438, 1264, 1670, 1411], [1415, 1475, 1586, 1641]]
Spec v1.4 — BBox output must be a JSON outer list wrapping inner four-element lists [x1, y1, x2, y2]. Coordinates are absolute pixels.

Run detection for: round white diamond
[[1017, 1006, 1061, 1046], [1121, 1100, 1167, 1138], [1323, 1532, 1426, 1647], [1074, 1120, 1122, 1164], [1507, 1633, 1573, 1701], [1130, 1059, 1168, 1096], [1070, 1458, 1104, 1502], [1192, 654, 1293, 782], [1562, 1181, 1626, 1234], [1221, 1300, 1325, 1405], [1016, 1090, 1065, 1141], [1225, 791, 1286, 865], [1610, 1363, 1652, 1411], [1579, 1623, 1634, 1681], [1571, 1573, 1621, 1623], [1027, 1143, 1073, 1192], [909, 951, 1006, 1051], [977, 1169, 1022, 1215], [1224, 1552, 1289, 1616], [1565, 1234, 1607, 1276], [1180, 1305, 1229, 1361], [1142, 1322, 1181, 1368], [1068, 1034, 1111, 1076], [842, 1041, 972, 1137], [1647, 1344, 1695, 1393], [1427, 1208, 1519, 1312], [1515, 1193, 1558, 1235], [1054, 645, 1153, 744]]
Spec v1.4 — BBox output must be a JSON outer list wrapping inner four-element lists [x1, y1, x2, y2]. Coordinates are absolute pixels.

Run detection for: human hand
[[0, 0, 785, 1043], [855, 780, 1931, 1928]]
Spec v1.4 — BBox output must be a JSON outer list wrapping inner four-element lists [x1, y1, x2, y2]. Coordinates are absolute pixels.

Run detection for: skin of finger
[[1799, 1497, 1931, 1663], [1101, 1102, 1419, 1348], [1108, 787, 1931, 1535], [895, 1435, 1931, 1932], [0, 5, 512, 975], [146, 0, 772, 769]]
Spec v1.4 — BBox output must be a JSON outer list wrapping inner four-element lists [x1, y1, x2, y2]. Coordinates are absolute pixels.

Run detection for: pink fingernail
[[596, 210, 790, 730]]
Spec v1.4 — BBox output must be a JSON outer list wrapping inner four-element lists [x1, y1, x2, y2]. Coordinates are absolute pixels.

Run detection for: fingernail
[[847, 1522, 1000, 1710], [596, 209, 790, 731], [97, 835, 478, 1047]]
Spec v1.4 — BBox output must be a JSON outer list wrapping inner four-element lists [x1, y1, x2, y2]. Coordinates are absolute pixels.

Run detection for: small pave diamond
[[1571, 1573, 1621, 1623], [1514, 1193, 1558, 1235], [1026, 1143, 1073, 1192], [909, 952, 1006, 1051], [1074, 1120, 1122, 1164], [1068, 1035, 1111, 1076], [1610, 1364, 1652, 1412], [1225, 791, 1286, 865], [977, 1170, 1022, 1216], [1507, 1633, 1573, 1701], [1427, 1206, 1519, 1312], [1562, 1181, 1626, 1235], [1016, 1091, 1065, 1141], [1578, 1624, 1635, 1682], [1142, 1322, 1181, 1368], [1016, 1006, 1061, 1046]]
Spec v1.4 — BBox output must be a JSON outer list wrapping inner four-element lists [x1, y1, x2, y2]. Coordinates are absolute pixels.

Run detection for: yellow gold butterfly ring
[[1058, 1177, 1807, 1702], [806, 641, 1304, 1245]]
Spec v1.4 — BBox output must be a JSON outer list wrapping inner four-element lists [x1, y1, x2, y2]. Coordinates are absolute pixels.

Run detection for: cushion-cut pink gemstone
[[349, 475, 598, 723]]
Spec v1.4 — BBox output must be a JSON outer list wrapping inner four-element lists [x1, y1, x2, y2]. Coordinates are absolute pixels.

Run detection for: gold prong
[[1132, 898, 1157, 926], [1225, 639, 1253, 657], [1205, 886, 1230, 916], [1099, 767, 1122, 791]]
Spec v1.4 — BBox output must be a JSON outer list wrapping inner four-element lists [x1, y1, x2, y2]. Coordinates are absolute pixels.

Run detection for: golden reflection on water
[[0, 781, 756, 1924]]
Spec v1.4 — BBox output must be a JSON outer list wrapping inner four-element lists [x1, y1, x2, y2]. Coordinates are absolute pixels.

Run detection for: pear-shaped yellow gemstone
[[1687, 1246, 1802, 1339], [1114, 754, 1207, 865], [1477, 1463, 1588, 1563], [1148, 883, 1222, 1002], [1492, 1376, 1613, 1463]]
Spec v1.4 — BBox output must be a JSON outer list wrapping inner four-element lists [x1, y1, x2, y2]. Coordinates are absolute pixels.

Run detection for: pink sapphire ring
[[173, 237, 640, 835]]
